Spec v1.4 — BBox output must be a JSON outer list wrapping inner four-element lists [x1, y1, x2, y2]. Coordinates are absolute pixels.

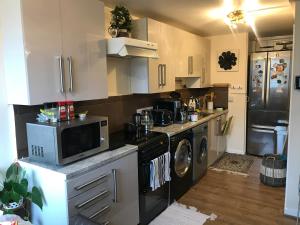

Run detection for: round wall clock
[[218, 51, 237, 70]]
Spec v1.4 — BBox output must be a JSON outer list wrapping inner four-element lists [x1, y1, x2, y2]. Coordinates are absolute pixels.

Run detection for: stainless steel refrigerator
[[247, 51, 292, 156]]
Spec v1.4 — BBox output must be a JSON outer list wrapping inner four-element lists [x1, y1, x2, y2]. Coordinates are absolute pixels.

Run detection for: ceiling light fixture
[[226, 9, 246, 28]]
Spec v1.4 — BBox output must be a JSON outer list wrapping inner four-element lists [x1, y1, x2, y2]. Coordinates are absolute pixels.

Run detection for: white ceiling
[[101, 0, 294, 37]]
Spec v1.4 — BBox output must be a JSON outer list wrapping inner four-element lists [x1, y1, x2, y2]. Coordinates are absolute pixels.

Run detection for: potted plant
[[0, 162, 43, 221], [109, 5, 132, 37]]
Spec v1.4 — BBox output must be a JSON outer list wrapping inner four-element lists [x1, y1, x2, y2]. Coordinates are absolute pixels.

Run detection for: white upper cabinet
[[1, 0, 107, 105], [60, 0, 107, 101], [131, 18, 175, 93]]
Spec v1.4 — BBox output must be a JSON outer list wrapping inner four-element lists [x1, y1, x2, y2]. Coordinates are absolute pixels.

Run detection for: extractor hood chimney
[[107, 37, 158, 58]]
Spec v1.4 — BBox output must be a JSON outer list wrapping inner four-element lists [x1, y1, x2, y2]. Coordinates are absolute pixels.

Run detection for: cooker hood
[[107, 37, 158, 58]]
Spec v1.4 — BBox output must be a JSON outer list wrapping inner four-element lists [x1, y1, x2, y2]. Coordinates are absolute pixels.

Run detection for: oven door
[[138, 160, 169, 225], [58, 122, 102, 164]]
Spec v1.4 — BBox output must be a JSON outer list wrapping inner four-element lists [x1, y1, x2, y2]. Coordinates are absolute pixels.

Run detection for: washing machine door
[[197, 136, 208, 164], [174, 139, 192, 178]]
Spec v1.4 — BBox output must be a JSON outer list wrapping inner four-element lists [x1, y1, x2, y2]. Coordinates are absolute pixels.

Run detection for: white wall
[[0, 15, 18, 171], [210, 33, 249, 154], [285, 2, 300, 217]]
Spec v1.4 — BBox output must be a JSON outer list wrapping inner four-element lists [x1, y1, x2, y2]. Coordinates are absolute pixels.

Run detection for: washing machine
[[192, 123, 208, 183], [170, 129, 193, 202]]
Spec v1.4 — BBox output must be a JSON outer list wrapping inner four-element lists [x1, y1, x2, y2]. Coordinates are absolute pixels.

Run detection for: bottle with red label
[[66, 100, 75, 120], [58, 101, 67, 121]]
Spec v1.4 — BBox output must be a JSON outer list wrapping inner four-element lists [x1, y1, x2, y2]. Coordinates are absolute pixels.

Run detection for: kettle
[[141, 110, 154, 131]]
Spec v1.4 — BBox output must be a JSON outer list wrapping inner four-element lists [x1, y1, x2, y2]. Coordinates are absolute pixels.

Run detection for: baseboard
[[226, 148, 245, 155], [284, 207, 298, 218]]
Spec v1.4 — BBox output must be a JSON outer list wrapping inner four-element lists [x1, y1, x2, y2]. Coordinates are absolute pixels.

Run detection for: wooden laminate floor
[[178, 158, 296, 225]]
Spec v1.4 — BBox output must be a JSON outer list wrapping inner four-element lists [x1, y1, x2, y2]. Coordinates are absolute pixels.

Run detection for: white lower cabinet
[[2, 0, 107, 105], [21, 152, 139, 225]]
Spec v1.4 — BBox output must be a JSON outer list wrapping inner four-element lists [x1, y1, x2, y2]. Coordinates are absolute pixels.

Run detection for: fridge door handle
[[252, 124, 275, 130], [252, 128, 274, 134], [266, 57, 271, 106], [261, 57, 268, 105]]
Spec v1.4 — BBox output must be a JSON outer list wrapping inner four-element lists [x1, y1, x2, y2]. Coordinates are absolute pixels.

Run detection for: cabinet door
[[61, 0, 108, 101], [148, 19, 162, 93], [148, 19, 175, 93], [217, 115, 227, 157], [109, 152, 139, 225], [22, 0, 66, 104], [208, 119, 218, 166], [161, 23, 175, 92], [173, 28, 189, 78]]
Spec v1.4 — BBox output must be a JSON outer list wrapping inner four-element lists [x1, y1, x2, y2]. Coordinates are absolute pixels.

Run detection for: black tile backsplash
[[14, 87, 228, 158]]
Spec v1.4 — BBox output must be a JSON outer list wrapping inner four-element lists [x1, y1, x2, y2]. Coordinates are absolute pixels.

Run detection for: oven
[[138, 133, 169, 225]]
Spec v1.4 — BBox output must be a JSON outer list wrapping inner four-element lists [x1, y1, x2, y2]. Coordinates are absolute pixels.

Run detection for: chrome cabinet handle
[[75, 174, 108, 191], [112, 169, 118, 203], [163, 64, 167, 86], [88, 205, 111, 219], [188, 56, 193, 75], [76, 190, 109, 209], [58, 56, 65, 93], [158, 64, 162, 86], [102, 221, 110, 225], [67, 56, 73, 92]]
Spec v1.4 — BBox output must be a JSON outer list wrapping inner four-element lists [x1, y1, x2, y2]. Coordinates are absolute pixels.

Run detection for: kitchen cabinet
[[2, 0, 107, 105], [130, 18, 175, 93], [173, 29, 210, 87], [21, 151, 139, 225], [208, 114, 227, 166]]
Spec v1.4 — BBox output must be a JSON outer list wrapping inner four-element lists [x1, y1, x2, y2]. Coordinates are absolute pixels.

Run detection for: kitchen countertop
[[20, 144, 138, 179], [151, 109, 228, 136]]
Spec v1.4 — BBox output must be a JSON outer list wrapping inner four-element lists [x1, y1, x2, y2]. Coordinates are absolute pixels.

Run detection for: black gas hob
[[109, 130, 166, 150]]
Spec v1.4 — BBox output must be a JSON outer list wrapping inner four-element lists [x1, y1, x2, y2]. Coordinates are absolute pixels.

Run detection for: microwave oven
[[26, 116, 109, 165]]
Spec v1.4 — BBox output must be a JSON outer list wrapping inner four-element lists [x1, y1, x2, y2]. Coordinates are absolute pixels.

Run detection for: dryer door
[[174, 139, 192, 178]]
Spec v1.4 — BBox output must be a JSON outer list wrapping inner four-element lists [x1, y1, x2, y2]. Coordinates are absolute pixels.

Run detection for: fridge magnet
[[217, 49, 239, 72]]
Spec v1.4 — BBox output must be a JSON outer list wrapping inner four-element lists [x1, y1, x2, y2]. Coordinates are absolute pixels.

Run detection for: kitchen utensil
[[207, 101, 214, 111]]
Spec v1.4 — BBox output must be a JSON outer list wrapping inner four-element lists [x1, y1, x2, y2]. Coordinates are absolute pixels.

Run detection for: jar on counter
[[66, 100, 75, 120]]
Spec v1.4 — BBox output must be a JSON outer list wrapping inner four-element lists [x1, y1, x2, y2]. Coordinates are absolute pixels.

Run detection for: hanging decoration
[[217, 50, 239, 72]]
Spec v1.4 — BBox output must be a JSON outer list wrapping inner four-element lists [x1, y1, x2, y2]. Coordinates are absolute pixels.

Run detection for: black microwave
[[26, 116, 109, 165]]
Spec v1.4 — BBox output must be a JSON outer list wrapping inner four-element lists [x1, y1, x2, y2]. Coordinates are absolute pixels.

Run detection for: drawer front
[[67, 166, 112, 199], [68, 184, 113, 218]]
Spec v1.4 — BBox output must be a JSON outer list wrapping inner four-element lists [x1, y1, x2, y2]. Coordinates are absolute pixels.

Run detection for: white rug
[[150, 202, 217, 225]]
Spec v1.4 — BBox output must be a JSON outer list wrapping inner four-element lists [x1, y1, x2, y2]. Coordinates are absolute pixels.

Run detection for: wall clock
[[217, 49, 239, 72]]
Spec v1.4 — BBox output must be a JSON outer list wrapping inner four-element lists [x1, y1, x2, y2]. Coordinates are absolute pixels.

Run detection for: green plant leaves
[[1, 163, 43, 211], [0, 191, 10, 205], [12, 182, 27, 197], [110, 5, 132, 31], [32, 187, 43, 210], [10, 190, 21, 203]]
